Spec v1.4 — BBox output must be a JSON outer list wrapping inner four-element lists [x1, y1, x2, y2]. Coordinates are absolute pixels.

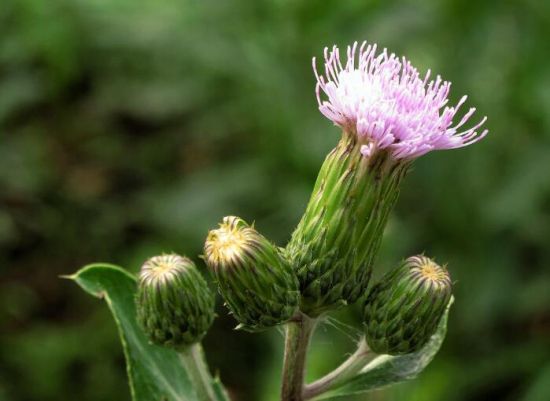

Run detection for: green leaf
[[67, 263, 229, 401], [317, 298, 453, 400]]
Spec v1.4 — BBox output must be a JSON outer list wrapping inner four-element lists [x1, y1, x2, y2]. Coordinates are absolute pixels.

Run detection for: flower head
[[204, 216, 299, 331], [362, 255, 452, 355], [313, 41, 488, 159], [136, 254, 215, 349], [139, 254, 191, 286]]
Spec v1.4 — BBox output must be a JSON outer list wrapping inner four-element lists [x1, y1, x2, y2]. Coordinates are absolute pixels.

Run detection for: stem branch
[[281, 313, 318, 401], [179, 343, 217, 401], [303, 338, 376, 400]]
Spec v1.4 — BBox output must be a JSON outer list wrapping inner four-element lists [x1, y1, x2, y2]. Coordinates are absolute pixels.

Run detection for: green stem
[[281, 313, 318, 401], [303, 338, 377, 400], [179, 343, 217, 401]]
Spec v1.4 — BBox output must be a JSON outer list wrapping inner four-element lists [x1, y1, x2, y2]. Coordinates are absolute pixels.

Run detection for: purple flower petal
[[313, 41, 488, 160]]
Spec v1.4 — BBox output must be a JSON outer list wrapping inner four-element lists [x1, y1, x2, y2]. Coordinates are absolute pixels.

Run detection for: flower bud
[[204, 216, 299, 331], [286, 134, 409, 316], [136, 254, 215, 349], [363, 255, 452, 355]]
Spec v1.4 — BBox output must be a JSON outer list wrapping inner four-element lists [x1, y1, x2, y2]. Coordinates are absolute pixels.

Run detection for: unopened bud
[[363, 255, 452, 355], [136, 254, 215, 349], [204, 216, 299, 331]]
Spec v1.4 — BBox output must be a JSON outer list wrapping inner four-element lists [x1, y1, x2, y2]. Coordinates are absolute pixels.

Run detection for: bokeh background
[[1, 0, 549, 400]]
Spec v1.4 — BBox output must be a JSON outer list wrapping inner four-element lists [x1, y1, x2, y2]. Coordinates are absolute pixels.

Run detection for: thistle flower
[[286, 41, 486, 316], [136, 254, 215, 349], [314, 41, 488, 159], [363, 255, 452, 355], [204, 216, 300, 332]]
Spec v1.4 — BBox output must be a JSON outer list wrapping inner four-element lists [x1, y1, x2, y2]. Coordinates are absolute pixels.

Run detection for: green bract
[[136, 254, 215, 349], [204, 216, 300, 331], [363, 255, 452, 355], [286, 133, 410, 316]]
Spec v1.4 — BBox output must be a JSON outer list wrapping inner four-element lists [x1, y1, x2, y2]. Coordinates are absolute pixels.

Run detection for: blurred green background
[[1, 0, 549, 400]]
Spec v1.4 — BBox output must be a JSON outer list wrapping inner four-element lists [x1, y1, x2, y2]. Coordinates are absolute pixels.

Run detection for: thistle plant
[[69, 40, 487, 401]]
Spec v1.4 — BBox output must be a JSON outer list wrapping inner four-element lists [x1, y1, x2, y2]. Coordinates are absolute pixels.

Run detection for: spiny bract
[[363, 255, 452, 355], [204, 216, 300, 331], [136, 254, 215, 349]]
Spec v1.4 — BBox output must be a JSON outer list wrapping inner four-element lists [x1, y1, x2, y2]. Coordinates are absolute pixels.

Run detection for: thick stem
[[303, 338, 377, 400], [179, 343, 217, 401], [281, 313, 318, 401]]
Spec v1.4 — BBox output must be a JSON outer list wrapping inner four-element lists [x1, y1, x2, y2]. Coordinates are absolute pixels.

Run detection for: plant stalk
[[281, 313, 318, 401], [179, 343, 217, 401], [303, 338, 377, 400]]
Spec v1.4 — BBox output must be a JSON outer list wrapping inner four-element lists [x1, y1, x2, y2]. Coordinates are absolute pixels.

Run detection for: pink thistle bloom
[[313, 41, 488, 159]]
